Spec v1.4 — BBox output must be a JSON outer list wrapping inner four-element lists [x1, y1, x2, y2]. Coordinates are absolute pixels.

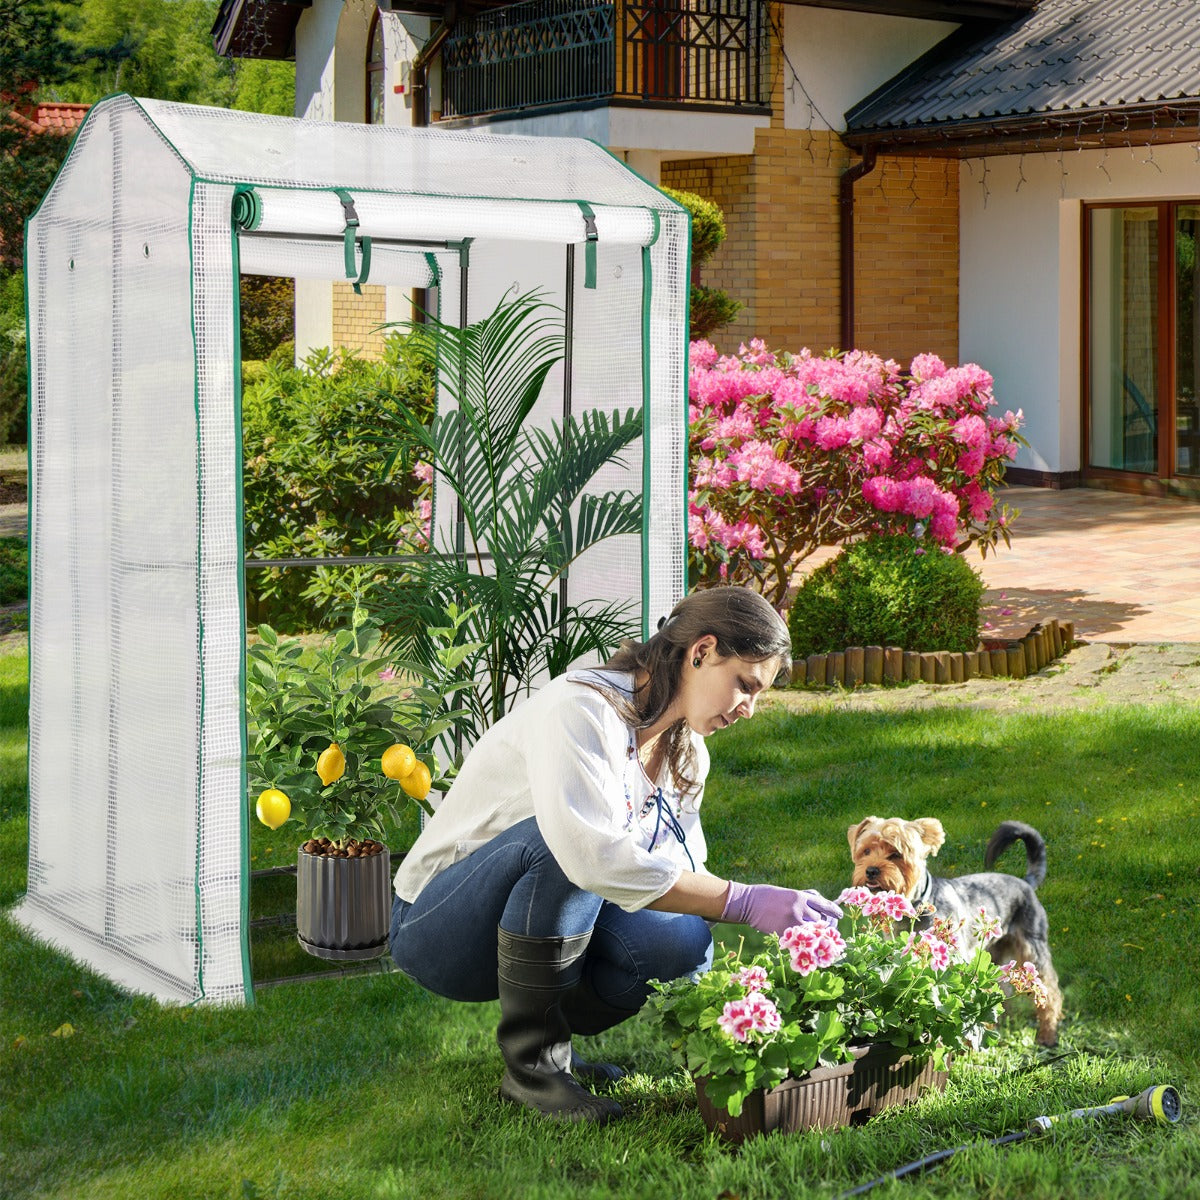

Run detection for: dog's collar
[[911, 869, 933, 909]]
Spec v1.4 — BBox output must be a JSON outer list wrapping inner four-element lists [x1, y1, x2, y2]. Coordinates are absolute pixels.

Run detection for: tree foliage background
[[0, 0, 295, 442], [1, 0, 294, 266], [52, 0, 294, 115], [0, 0, 77, 270]]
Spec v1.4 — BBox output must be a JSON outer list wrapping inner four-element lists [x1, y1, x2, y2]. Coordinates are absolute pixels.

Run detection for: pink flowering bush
[[652, 887, 1047, 1118], [688, 339, 1026, 605]]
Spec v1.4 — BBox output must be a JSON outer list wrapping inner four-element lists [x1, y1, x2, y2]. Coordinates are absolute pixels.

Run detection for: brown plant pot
[[695, 1042, 948, 1143], [296, 845, 392, 961]]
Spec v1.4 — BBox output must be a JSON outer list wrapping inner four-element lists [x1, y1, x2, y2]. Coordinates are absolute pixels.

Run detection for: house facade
[[214, 0, 1200, 495]]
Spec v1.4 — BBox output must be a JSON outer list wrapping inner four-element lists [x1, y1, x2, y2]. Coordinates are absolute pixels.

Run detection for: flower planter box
[[695, 1043, 948, 1143], [296, 845, 392, 961]]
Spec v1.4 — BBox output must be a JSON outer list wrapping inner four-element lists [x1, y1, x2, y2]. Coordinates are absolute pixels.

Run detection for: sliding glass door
[[1087, 207, 1158, 474], [1086, 201, 1200, 487], [1175, 205, 1200, 477]]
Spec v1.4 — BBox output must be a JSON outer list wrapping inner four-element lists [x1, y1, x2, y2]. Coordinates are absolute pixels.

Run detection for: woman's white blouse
[[392, 669, 710, 911]]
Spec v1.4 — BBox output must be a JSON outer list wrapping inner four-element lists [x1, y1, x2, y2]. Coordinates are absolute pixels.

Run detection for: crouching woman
[[389, 586, 840, 1123]]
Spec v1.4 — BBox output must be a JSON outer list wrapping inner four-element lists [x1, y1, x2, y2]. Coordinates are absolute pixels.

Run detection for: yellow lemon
[[316, 743, 346, 786], [401, 761, 432, 802], [381, 743, 417, 781], [256, 788, 291, 830]]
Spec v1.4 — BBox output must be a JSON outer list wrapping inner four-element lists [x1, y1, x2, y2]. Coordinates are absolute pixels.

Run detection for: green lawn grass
[[2, 641, 1197, 1199]]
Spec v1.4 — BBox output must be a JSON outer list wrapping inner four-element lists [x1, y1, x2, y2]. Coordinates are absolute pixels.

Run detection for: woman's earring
[[692, 657, 701, 668]]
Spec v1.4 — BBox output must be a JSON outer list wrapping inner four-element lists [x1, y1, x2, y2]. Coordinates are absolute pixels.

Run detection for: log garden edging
[[789, 620, 1076, 689]]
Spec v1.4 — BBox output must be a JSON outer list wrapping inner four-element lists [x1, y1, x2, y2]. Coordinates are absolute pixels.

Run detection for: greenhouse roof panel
[[131, 97, 676, 210]]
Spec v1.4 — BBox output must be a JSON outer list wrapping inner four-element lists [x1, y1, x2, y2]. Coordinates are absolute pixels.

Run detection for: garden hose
[[835, 1085, 1182, 1198]]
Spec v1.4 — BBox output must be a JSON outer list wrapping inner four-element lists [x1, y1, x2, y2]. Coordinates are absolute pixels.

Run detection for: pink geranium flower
[[780, 921, 846, 974], [734, 965, 771, 992], [856, 891, 917, 922], [970, 908, 1003, 944], [904, 929, 952, 971], [1000, 960, 1049, 1006], [718, 991, 782, 1042]]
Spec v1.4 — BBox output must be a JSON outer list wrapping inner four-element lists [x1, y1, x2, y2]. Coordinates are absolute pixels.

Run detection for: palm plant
[[375, 290, 644, 740]]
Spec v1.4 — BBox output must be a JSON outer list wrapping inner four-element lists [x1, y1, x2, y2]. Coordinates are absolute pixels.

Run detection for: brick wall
[[661, 86, 959, 365], [854, 155, 959, 365], [331, 282, 388, 358]]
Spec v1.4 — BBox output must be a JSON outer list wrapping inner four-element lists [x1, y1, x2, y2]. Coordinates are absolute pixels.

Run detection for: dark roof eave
[[844, 100, 1200, 157], [212, 0, 311, 60]]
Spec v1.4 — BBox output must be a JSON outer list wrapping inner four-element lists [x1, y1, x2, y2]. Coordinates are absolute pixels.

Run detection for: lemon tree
[[246, 602, 480, 844]]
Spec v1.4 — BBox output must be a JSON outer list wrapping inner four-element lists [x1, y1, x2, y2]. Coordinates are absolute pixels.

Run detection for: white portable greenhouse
[[16, 94, 689, 1005]]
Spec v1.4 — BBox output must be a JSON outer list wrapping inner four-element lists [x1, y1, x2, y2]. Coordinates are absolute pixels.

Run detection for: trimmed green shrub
[[659, 186, 742, 342], [661, 186, 727, 265], [242, 338, 294, 389], [0, 270, 28, 446], [239, 275, 294, 362], [242, 331, 435, 632], [689, 283, 743, 340], [788, 534, 985, 658], [0, 536, 27, 605]]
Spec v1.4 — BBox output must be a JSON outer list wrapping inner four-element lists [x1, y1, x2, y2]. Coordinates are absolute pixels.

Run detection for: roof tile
[[847, 0, 1200, 132], [32, 103, 90, 134]]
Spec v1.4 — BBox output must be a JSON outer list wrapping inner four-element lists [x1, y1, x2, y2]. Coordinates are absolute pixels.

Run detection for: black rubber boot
[[563, 973, 636, 1082], [496, 928, 623, 1124], [570, 1048, 625, 1084]]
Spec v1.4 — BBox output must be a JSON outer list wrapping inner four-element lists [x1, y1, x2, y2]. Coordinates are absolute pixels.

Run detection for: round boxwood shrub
[[788, 534, 985, 658]]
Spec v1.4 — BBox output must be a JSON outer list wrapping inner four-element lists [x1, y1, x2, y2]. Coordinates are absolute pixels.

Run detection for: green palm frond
[[415, 291, 564, 509], [375, 290, 646, 741], [520, 407, 644, 506]]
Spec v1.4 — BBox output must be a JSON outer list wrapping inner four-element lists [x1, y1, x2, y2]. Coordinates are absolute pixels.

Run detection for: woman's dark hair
[[600, 587, 791, 798]]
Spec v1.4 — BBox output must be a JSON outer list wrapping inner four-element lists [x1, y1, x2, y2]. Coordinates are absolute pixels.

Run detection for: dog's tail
[[984, 821, 1047, 890]]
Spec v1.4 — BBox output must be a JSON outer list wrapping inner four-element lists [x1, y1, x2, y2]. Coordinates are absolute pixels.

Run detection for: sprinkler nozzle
[[1029, 1085, 1182, 1134]]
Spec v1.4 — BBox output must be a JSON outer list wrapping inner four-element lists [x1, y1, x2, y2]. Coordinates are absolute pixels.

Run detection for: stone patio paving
[[798, 484, 1200, 646], [974, 486, 1200, 645]]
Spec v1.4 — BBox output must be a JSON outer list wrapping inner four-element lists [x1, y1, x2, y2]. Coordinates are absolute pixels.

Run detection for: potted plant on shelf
[[247, 601, 479, 960], [651, 887, 1049, 1142]]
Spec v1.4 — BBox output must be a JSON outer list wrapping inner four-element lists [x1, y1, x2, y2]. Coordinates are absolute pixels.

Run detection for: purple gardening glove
[[721, 881, 842, 936]]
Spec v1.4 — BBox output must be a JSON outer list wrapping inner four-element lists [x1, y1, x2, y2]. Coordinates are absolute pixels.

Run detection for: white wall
[[382, 13, 428, 127], [295, 0, 340, 122], [959, 142, 1200, 475], [292, 4, 431, 354], [782, 6, 956, 131], [293, 0, 341, 355]]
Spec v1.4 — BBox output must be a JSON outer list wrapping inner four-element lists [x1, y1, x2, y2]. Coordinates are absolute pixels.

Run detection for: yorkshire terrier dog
[[847, 816, 1063, 1046]]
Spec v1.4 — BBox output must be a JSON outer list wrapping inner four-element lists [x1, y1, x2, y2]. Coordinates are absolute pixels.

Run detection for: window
[[1085, 201, 1200, 485], [367, 10, 385, 125]]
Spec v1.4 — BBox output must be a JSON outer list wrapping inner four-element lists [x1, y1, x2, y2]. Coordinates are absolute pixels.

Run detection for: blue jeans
[[389, 816, 713, 1010]]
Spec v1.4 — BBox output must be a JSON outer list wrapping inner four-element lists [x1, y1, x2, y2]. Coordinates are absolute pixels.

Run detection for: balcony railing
[[440, 0, 770, 121]]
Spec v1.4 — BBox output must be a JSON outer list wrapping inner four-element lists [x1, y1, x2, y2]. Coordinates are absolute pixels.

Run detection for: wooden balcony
[[439, 0, 771, 121]]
